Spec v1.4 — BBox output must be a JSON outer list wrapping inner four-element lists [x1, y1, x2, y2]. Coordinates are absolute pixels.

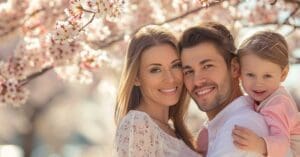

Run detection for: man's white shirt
[[205, 96, 269, 157]]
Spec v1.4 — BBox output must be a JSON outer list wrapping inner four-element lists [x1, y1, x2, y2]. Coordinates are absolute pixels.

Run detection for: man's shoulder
[[231, 106, 263, 119], [228, 95, 265, 122], [223, 107, 268, 136], [230, 111, 265, 124]]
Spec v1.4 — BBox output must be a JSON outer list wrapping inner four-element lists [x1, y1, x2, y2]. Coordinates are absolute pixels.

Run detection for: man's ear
[[230, 57, 240, 78], [280, 65, 289, 82]]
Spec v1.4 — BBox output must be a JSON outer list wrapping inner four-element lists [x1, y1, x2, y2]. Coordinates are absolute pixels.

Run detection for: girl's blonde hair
[[115, 25, 195, 150], [237, 31, 289, 69]]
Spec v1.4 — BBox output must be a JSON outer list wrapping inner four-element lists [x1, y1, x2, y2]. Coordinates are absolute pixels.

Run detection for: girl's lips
[[253, 90, 266, 94]]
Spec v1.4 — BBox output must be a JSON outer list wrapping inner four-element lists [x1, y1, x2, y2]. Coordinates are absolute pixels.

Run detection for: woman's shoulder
[[117, 110, 155, 131], [120, 110, 151, 122]]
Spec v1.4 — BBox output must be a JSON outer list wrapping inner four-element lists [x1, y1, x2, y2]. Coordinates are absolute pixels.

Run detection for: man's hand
[[232, 125, 267, 155]]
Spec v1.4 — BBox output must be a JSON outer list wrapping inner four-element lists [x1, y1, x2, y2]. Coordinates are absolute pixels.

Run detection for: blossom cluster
[[0, 0, 124, 106]]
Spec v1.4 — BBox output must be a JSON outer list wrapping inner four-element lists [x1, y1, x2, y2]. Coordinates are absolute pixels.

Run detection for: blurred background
[[0, 0, 300, 157]]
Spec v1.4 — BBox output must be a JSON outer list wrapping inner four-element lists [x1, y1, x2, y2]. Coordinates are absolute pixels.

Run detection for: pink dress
[[254, 86, 300, 157]]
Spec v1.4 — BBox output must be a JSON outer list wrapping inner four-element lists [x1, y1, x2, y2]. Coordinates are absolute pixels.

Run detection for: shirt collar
[[207, 96, 254, 129]]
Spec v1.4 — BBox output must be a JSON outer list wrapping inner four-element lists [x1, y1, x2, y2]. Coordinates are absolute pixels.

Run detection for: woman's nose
[[164, 70, 176, 83]]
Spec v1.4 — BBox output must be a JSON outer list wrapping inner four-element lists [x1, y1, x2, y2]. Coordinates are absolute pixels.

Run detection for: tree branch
[[79, 13, 96, 32], [281, 2, 300, 25], [93, 0, 228, 49], [20, 66, 53, 86], [270, 0, 277, 5]]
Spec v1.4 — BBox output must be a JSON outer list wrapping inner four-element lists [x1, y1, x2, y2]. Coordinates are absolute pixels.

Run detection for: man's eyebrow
[[199, 59, 213, 65], [183, 59, 213, 69]]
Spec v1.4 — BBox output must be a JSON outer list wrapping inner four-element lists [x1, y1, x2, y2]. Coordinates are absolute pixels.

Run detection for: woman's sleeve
[[114, 113, 160, 157], [260, 96, 295, 157], [196, 127, 208, 157]]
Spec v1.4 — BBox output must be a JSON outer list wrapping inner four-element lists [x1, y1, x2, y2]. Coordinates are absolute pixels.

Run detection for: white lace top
[[114, 110, 201, 157]]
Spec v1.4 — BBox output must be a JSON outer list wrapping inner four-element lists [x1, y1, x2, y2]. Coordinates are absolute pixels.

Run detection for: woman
[[114, 25, 200, 157]]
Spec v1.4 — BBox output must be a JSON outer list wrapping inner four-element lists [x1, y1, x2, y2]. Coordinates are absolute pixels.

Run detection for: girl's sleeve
[[114, 113, 160, 157], [260, 96, 296, 157]]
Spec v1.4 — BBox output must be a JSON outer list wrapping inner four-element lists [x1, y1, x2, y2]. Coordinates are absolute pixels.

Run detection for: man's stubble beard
[[192, 78, 233, 114]]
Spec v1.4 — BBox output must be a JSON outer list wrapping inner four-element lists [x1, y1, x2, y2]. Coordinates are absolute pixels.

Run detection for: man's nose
[[193, 71, 206, 86]]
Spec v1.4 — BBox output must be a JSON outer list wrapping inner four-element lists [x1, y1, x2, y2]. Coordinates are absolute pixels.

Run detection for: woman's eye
[[173, 62, 182, 69], [150, 68, 161, 73]]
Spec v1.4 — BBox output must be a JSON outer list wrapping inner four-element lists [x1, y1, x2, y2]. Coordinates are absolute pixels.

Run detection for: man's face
[[181, 42, 233, 118]]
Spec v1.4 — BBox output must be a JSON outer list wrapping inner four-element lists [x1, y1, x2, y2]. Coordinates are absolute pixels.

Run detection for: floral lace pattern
[[114, 110, 201, 157]]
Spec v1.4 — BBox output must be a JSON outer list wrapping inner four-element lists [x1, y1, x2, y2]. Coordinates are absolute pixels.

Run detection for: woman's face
[[136, 44, 183, 108]]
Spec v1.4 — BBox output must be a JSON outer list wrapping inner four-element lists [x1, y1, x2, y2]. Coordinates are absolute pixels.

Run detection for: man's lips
[[194, 86, 216, 97]]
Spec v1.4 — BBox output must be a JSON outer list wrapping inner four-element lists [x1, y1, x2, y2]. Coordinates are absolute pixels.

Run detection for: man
[[179, 22, 269, 157]]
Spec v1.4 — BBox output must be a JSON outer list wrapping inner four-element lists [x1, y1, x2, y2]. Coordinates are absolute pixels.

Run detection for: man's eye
[[203, 64, 213, 69], [150, 68, 161, 73], [183, 70, 193, 76]]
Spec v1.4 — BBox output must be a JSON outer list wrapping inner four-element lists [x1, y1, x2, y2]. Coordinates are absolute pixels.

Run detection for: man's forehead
[[181, 42, 221, 56], [181, 50, 219, 63]]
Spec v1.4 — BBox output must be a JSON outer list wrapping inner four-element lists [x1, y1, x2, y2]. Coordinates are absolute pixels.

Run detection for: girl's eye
[[246, 73, 255, 77], [203, 64, 213, 70], [173, 62, 182, 69], [150, 68, 161, 73], [264, 74, 272, 79]]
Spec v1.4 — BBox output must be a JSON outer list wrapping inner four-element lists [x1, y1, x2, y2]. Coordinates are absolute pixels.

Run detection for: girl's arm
[[232, 96, 294, 157], [232, 125, 268, 155]]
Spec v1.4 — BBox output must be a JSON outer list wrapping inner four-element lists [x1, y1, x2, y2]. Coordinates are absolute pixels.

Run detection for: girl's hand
[[232, 125, 267, 155]]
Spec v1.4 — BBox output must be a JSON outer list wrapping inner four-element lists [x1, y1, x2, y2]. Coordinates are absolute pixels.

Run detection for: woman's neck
[[137, 99, 169, 124]]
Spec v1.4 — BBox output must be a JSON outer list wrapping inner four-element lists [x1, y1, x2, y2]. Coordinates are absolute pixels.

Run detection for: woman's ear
[[280, 65, 289, 82], [231, 57, 240, 78], [134, 76, 141, 86]]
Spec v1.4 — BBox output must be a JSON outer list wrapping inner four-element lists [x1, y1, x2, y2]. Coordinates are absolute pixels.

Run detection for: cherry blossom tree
[[0, 0, 300, 156]]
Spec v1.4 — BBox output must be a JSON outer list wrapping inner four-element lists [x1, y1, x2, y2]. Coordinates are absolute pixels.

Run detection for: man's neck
[[207, 81, 243, 120]]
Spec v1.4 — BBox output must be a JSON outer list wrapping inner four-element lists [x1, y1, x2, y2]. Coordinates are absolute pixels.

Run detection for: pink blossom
[[0, 79, 29, 107], [47, 38, 82, 66]]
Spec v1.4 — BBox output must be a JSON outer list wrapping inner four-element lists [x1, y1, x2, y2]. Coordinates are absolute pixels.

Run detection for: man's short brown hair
[[179, 22, 236, 67]]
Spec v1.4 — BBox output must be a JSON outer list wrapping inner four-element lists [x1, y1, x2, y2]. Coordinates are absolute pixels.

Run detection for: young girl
[[113, 25, 200, 157], [232, 31, 300, 157]]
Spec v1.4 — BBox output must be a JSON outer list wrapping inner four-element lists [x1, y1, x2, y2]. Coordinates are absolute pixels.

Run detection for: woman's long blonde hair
[[114, 25, 195, 150]]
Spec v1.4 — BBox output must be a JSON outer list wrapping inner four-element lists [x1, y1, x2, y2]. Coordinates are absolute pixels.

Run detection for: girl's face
[[240, 53, 288, 103], [135, 44, 183, 108]]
